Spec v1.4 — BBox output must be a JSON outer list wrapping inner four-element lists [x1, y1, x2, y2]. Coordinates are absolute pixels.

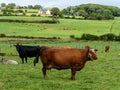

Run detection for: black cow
[[14, 44, 40, 63]]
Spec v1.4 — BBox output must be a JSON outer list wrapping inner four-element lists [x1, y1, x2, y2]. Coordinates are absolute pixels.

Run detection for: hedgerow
[[0, 19, 59, 24], [71, 33, 120, 41], [80, 33, 119, 41], [0, 33, 119, 41]]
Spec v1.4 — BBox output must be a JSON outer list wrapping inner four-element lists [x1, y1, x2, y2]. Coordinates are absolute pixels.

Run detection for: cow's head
[[14, 43, 22, 52], [88, 49, 98, 60]]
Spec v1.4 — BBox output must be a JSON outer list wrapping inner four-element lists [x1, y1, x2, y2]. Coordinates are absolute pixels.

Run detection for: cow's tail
[[33, 46, 49, 66], [33, 47, 40, 66], [33, 54, 39, 66]]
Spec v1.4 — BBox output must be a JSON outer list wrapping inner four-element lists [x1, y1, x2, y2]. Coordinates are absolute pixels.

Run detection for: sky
[[0, 0, 120, 8]]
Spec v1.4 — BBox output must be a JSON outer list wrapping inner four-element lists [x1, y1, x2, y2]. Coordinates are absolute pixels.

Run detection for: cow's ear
[[16, 43, 19, 45], [85, 45, 90, 49], [85, 45, 90, 53]]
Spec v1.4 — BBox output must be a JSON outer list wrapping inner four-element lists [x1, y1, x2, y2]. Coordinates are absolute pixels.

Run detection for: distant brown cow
[[105, 45, 110, 52], [34, 46, 98, 80]]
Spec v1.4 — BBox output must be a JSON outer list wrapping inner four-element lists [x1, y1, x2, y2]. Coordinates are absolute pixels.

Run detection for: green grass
[[0, 16, 51, 21], [0, 16, 120, 89], [0, 16, 120, 38], [0, 41, 120, 90]]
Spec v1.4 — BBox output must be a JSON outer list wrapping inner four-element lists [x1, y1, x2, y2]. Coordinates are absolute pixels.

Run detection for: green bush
[[81, 34, 99, 40], [70, 35, 75, 39], [0, 19, 59, 24], [0, 33, 6, 37], [31, 14, 36, 17], [99, 33, 117, 41], [80, 33, 118, 41], [115, 34, 120, 41], [52, 18, 60, 23], [23, 12, 26, 16]]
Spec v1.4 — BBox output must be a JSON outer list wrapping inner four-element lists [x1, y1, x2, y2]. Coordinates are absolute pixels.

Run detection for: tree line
[[0, 3, 120, 20], [62, 4, 120, 20], [0, 3, 42, 9]]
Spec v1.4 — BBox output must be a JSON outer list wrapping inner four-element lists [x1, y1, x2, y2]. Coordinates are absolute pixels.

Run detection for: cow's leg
[[33, 57, 39, 66], [42, 66, 47, 78], [33, 58, 36, 66], [25, 57, 27, 63], [22, 58, 24, 64], [36, 57, 39, 63], [71, 68, 76, 80]]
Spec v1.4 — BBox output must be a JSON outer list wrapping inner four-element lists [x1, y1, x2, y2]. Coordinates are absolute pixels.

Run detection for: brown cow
[[62, 46, 71, 48], [34, 46, 98, 80], [33, 46, 70, 66], [105, 45, 110, 52]]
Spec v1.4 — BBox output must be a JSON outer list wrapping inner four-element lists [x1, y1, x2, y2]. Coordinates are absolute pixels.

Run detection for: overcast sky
[[0, 0, 120, 8]]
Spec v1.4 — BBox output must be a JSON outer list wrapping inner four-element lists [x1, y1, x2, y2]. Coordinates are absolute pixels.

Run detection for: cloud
[[0, 0, 119, 8]]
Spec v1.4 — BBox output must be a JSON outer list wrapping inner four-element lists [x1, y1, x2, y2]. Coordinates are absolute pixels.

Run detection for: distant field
[[0, 16, 51, 20], [0, 16, 120, 38]]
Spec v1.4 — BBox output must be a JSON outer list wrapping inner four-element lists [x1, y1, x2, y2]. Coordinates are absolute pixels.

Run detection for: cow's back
[[16, 45, 39, 57], [40, 48, 89, 67]]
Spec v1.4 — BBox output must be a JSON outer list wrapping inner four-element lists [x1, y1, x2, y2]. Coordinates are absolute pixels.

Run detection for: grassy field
[[0, 16, 120, 90], [0, 16, 120, 38], [0, 40, 120, 90], [0, 16, 51, 21]]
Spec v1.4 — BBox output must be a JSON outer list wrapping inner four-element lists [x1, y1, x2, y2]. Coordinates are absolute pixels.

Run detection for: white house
[[38, 9, 51, 15], [46, 10, 51, 15]]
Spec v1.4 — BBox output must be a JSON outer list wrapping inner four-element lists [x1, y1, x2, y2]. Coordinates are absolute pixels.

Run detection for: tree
[[103, 9, 114, 19], [66, 6, 73, 16], [62, 9, 67, 15], [51, 7, 60, 17], [2, 8, 15, 15], [28, 5, 33, 9], [1, 3, 6, 7], [58, 11, 64, 18], [33, 5, 42, 9], [72, 4, 119, 20], [78, 10, 86, 16], [6, 3, 16, 9]]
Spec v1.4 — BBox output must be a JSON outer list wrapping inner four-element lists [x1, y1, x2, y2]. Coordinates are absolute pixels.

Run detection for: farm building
[[38, 9, 51, 15]]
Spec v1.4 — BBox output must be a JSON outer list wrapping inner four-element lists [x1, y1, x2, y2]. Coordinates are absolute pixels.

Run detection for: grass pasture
[[0, 41, 120, 90], [0, 16, 120, 38], [0, 16, 120, 90]]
